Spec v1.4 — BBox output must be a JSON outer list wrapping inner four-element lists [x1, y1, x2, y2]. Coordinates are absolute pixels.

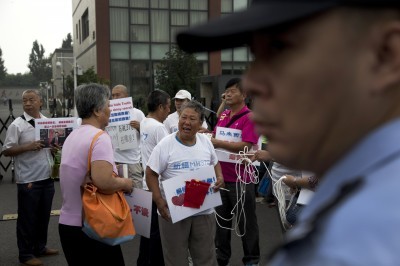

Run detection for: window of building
[[151, 44, 170, 60], [131, 9, 149, 24], [190, 11, 207, 26], [111, 61, 130, 88], [233, 47, 248, 62], [109, 0, 128, 7], [151, 10, 169, 42], [170, 26, 187, 42], [110, 43, 130, 59], [130, 0, 148, 8], [171, 11, 188, 26], [233, 0, 248, 11], [171, 0, 188, 10], [221, 0, 233, 13], [131, 44, 150, 59], [221, 50, 232, 62], [151, 0, 168, 9], [82, 9, 89, 41], [110, 8, 129, 41], [78, 20, 81, 44], [190, 0, 207, 10], [131, 25, 149, 41], [131, 62, 151, 108]]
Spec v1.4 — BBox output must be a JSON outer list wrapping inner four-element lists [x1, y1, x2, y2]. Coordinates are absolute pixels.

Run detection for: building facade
[[72, 0, 251, 111]]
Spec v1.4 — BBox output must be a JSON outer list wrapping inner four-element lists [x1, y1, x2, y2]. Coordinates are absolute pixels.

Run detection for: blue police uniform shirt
[[270, 118, 400, 266]]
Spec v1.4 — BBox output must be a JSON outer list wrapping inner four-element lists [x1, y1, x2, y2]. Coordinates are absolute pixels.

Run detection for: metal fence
[[0, 99, 15, 182]]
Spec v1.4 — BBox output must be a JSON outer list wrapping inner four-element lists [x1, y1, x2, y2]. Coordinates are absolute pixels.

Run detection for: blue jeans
[[17, 178, 55, 262], [215, 183, 260, 265]]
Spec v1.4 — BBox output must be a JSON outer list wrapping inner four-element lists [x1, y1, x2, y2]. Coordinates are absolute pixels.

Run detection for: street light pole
[[56, 56, 79, 117]]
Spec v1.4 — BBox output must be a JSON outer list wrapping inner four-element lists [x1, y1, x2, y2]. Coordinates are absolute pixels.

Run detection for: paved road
[[0, 102, 284, 266], [0, 179, 284, 266]]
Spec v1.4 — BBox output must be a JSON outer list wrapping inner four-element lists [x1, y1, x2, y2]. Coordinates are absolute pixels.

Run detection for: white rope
[[273, 175, 295, 230], [214, 146, 259, 237]]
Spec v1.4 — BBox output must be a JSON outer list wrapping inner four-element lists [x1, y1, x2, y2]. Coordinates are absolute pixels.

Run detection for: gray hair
[[181, 100, 205, 122], [22, 89, 43, 100], [75, 83, 110, 119]]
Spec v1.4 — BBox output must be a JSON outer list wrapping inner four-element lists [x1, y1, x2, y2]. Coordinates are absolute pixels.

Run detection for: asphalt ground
[[0, 102, 284, 266]]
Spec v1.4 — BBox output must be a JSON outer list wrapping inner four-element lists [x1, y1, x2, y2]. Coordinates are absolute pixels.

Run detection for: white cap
[[173, 90, 191, 101]]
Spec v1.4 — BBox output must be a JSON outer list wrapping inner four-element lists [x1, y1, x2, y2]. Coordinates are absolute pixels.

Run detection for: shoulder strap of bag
[[225, 110, 250, 128], [87, 130, 105, 172], [20, 114, 35, 128]]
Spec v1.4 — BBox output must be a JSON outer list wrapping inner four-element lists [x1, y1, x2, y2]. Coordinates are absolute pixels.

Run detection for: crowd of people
[[4, 1, 400, 265]]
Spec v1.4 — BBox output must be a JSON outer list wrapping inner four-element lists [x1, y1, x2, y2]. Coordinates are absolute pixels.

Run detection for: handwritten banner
[[162, 166, 222, 223], [124, 188, 153, 238], [106, 97, 139, 150]]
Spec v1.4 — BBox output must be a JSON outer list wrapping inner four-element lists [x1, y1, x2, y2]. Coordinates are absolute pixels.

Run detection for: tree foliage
[[0, 47, 7, 80], [155, 46, 201, 97], [62, 33, 73, 49], [64, 66, 110, 99], [0, 73, 37, 87], [28, 40, 52, 83]]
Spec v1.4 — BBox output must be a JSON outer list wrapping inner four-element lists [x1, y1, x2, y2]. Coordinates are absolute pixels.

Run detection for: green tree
[[61, 33, 73, 49], [65, 66, 110, 100], [155, 46, 201, 97], [0, 47, 7, 80], [28, 40, 52, 83]]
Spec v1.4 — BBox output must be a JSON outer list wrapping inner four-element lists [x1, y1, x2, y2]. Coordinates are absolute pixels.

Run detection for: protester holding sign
[[2, 89, 59, 266], [146, 100, 224, 266], [110, 84, 145, 188], [211, 78, 260, 266], [59, 83, 133, 266], [137, 89, 170, 266]]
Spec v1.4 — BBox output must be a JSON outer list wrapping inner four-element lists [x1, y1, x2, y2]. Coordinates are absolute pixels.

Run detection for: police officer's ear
[[370, 20, 400, 94]]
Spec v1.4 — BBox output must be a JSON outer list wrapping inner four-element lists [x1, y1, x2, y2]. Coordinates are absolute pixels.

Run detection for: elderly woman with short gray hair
[[59, 83, 132, 266]]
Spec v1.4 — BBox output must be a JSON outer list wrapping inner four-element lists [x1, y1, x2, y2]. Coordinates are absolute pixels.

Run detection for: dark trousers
[[215, 183, 260, 266], [137, 201, 165, 266], [59, 224, 125, 266], [17, 178, 55, 263]]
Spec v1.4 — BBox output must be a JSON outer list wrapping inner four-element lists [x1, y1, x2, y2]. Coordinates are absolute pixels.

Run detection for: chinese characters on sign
[[105, 97, 139, 150], [35, 118, 78, 148]]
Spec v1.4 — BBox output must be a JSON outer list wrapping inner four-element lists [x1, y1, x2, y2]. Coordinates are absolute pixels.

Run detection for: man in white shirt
[[3, 89, 59, 266], [137, 89, 171, 266], [164, 89, 207, 133], [110, 84, 145, 188]]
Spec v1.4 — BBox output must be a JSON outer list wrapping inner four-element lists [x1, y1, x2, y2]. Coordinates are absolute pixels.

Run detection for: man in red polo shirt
[[211, 78, 260, 266]]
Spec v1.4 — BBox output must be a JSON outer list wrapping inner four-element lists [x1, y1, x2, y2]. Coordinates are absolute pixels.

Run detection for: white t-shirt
[[140, 117, 169, 189], [147, 132, 218, 215], [112, 108, 145, 164], [164, 111, 208, 134]]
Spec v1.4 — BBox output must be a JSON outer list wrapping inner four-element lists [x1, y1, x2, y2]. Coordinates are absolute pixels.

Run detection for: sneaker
[[20, 258, 43, 266]]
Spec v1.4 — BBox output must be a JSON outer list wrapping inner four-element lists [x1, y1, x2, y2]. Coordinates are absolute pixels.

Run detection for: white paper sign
[[124, 188, 153, 238], [35, 118, 78, 148], [108, 97, 135, 126], [106, 97, 139, 150], [297, 188, 314, 205], [162, 166, 222, 223], [214, 127, 261, 165]]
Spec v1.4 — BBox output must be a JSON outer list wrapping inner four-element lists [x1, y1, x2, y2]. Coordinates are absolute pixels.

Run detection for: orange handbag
[[81, 130, 135, 246]]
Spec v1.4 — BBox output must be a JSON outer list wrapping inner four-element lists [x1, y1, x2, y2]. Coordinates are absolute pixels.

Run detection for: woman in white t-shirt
[[146, 100, 224, 266]]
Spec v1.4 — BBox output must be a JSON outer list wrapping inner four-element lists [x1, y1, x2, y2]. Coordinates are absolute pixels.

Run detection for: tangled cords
[[273, 175, 297, 230], [214, 146, 259, 237]]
